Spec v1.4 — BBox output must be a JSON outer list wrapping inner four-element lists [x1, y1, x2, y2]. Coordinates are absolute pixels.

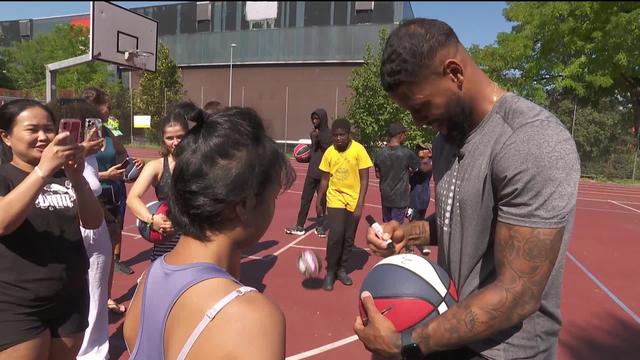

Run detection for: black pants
[[296, 176, 326, 227], [326, 207, 359, 273]]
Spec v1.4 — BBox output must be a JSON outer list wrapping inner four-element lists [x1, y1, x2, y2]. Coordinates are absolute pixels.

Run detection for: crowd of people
[[0, 18, 580, 360]]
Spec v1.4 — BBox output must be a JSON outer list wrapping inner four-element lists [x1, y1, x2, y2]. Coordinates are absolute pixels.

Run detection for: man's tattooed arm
[[412, 222, 564, 354], [400, 213, 438, 247]]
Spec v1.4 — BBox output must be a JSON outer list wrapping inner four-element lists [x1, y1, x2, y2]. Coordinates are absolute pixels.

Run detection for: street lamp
[[229, 43, 236, 106]]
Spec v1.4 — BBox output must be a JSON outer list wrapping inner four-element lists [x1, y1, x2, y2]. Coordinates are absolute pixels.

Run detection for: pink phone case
[[59, 119, 82, 144]]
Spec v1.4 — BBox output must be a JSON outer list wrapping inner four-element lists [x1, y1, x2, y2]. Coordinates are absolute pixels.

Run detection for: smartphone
[[59, 118, 82, 145], [85, 118, 102, 142], [118, 157, 132, 170]]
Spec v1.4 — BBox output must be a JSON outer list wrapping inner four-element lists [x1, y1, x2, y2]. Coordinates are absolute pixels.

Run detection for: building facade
[[0, 1, 414, 142]]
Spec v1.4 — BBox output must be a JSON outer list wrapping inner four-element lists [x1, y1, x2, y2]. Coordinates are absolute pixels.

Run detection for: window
[[245, 1, 277, 29], [197, 2, 211, 32], [355, 2, 375, 12]]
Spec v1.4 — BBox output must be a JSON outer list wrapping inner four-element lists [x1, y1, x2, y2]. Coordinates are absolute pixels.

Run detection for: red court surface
[[106, 148, 640, 359]]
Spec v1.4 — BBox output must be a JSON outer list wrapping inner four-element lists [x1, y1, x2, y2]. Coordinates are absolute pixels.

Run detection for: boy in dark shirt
[[373, 123, 420, 223]]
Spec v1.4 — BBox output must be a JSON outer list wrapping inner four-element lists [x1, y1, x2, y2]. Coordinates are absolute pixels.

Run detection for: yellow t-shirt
[[319, 140, 373, 211]]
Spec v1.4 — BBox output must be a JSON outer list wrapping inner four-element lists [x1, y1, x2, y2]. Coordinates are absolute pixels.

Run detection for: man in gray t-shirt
[[356, 19, 580, 360]]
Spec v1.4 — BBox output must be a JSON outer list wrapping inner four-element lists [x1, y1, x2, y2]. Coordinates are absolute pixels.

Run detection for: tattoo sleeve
[[412, 222, 564, 354], [401, 213, 437, 246]]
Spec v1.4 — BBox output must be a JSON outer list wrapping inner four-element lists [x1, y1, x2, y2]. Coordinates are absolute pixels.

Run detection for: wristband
[[147, 214, 155, 230]]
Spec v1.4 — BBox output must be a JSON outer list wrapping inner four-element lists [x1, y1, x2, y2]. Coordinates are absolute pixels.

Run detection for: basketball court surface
[[105, 147, 640, 359]]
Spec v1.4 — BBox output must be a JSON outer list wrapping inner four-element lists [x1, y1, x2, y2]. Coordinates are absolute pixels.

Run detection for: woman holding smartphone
[[82, 87, 143, 315], [0, 99, 103, 359]]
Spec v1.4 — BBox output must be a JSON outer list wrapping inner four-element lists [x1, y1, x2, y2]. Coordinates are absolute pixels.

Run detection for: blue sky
[[0, 1, 514, 47]]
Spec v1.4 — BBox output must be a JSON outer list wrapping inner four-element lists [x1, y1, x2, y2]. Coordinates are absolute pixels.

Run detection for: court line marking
[[579, 190, 640, 198], [608, 200, 640, 214], [122, 231, 142, 239], [567, 252, 640, 325], [285, 190, 382, 208], [273, 231, 315, 256], [286, 335, 360, 360], [291, 244, 372, 253], [579, 197, 640, 205]]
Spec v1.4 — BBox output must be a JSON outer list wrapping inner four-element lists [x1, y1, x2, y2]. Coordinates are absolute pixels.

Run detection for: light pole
[[229, 43, 236, 106]]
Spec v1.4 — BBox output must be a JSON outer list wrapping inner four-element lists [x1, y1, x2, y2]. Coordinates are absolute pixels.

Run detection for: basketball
[[359, 254, 458, 335], [123, 160, 141, 182], [293, 143, 311, 163], [297, 249, 322, 278], [136, 201, 170, 243]]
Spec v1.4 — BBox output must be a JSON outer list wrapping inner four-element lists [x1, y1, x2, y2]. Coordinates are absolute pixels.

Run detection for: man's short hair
[[380, 18, 460, 94], [331, 118, 351, 132]]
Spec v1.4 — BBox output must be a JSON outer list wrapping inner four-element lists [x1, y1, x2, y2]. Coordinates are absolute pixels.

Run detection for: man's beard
[[442, 94, 473, 148]]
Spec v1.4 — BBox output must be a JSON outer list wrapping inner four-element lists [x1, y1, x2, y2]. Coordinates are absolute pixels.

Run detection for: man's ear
[[443, 59, 464, 90]]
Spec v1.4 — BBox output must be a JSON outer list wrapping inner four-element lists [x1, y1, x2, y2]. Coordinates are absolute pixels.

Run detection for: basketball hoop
[[124, 49, 154, 61]]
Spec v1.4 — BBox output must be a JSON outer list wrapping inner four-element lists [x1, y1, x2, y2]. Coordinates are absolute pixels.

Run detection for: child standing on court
[[408, 143, 433, 222], [373, 122, 420, 224], [316, 118, 373, 291]]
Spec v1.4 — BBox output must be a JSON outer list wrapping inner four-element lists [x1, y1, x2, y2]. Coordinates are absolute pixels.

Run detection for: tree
[[0, 33, 15, 89], [2, 24, 114, 98], [346, 27, 433, 153], [133, 43, 184, 143], [550, 98, 635, 179], [469, 2, 640, 134]]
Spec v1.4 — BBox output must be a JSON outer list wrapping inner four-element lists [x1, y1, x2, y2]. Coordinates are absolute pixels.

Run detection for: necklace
[[491, 82, 505, 105]]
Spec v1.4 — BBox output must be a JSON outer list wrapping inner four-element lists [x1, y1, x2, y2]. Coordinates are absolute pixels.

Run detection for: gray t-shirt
[[432, 93, 580, 359], [374, 145, 420, 208]]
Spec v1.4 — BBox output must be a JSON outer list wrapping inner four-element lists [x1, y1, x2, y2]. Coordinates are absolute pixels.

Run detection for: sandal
[[107, 299, 126, 314]]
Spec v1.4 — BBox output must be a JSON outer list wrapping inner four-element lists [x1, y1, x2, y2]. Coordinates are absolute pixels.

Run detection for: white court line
[[579, 190, 640, 198], [579, 197, 640, 205], [273, 231, 314, 256], [576, 206, 640, 215], [291, 244, 372, 253], [567, 252, 640, 325], [285, 190, 382, 208], [122, 231, 142, 239], [608, 200, 640, 214], [285, 335, 360, 360]]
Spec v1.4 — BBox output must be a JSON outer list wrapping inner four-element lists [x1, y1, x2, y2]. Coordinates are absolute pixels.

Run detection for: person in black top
[[0, 99, 103, 358], [373, 122, 421, 223], [408, 143, 433, 222], [285, 109, 332, 237], [127, 105, 198, 262]]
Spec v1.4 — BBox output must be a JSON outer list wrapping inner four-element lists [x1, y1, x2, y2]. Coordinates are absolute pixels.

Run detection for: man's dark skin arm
[[316, 171, 329, 217], [356, 222, 564, 357], [353, 168, 370, 220]]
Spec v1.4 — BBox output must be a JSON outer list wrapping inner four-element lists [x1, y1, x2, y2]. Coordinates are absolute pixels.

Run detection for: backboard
[[90, 1, 158, 72]]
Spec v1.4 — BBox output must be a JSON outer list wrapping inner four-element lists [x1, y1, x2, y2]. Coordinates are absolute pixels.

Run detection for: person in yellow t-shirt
[[316, 118, 373, 291]]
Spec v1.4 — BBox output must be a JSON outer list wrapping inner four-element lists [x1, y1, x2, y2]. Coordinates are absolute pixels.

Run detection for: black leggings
[[326, 207, 359, 273]]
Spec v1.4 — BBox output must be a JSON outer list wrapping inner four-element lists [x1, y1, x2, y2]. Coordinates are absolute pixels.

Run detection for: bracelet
[[147, 214, 155, 230], [34, 166, 46, 179]]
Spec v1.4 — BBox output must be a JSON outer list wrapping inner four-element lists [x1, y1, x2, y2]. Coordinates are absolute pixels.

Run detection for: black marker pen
[[365, 215, 394, 251]]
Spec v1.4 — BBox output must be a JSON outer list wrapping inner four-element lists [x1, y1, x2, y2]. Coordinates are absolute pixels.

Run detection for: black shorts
[[0, 282, 89, 351]]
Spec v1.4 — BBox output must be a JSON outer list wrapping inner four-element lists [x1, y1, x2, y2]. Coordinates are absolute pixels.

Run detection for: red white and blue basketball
[[123, 159, 141, 182], [293, 143, 311, 163], [359, 254, 458, 334], [297, 249, 322, 278], [136, 201, 170, 243]]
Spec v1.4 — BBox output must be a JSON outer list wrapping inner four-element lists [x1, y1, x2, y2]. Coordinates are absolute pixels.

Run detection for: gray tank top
[[129, 255, 256, 359]]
